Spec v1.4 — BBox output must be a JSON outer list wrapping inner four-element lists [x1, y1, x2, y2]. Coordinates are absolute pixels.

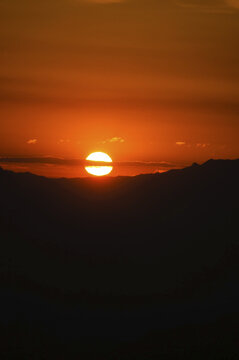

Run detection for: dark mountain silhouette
[[0, 159, 239, 359]]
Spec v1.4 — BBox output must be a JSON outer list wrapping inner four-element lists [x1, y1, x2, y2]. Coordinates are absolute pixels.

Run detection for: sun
[[85, 152, 113, 176]]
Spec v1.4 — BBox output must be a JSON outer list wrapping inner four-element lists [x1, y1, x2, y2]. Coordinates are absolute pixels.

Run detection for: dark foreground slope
[[0, 159, 239, 359]]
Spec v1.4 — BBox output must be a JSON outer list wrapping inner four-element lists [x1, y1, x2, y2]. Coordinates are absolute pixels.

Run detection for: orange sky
[[0, 0, 239, 176]]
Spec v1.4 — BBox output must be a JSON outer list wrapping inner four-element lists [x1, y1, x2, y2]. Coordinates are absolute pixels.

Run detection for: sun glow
[[85, 152, 113, 176]]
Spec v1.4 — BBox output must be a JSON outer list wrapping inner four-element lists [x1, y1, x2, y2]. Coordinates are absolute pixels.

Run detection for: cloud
[[176, 141, 186, 146], [196, 143, 210, 148], [109, 137, 125, 143], [153, 169, 168, 174], [176, 0, 236, 13], [27, 139, 37, 145], [58, 139, 70, 144], [226, 0, 239, 8], [76, 0, 125, 3], [176, 141, 211, 148], [101, 137, 125, 144]]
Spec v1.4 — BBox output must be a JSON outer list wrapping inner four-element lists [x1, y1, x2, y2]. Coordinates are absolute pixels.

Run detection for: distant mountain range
[[0, 159, 239, 359]]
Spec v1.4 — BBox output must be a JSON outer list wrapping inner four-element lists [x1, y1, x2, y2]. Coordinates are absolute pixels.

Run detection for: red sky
[[0, 0, 238, 176]]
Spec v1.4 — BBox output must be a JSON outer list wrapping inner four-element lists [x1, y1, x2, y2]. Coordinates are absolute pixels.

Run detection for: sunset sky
[[0, 0, 238, 176]]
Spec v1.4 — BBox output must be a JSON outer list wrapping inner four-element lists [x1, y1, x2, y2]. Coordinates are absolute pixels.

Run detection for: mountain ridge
[[1, 158, 239, 181], [0, 158, 239, 358]]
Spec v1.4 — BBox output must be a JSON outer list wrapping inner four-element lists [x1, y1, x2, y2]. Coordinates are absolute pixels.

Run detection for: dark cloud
[[0, 157, 177, 168]]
